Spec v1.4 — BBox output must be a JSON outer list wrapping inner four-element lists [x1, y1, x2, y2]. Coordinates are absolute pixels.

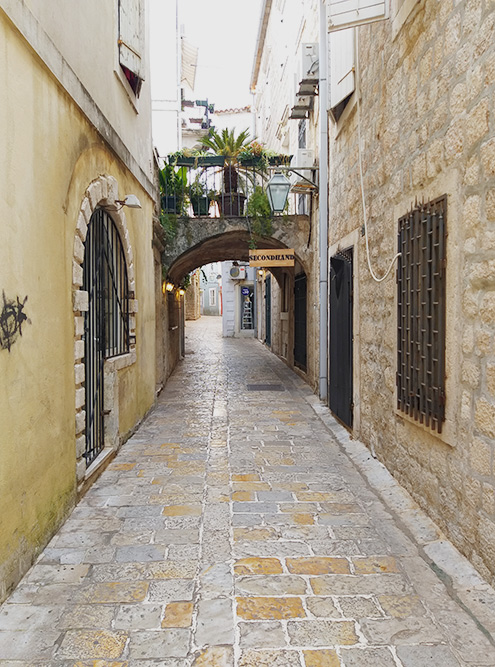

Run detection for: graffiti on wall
[[0, 291, 31, 352]]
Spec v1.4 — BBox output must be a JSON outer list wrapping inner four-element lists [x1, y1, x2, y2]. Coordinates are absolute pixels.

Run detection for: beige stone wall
[[0, 9, 160, 602], [185, 271, 201, 321], [329, 0, 495, 582]]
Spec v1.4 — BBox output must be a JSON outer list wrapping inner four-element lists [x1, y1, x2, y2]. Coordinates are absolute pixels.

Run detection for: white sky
[[179, 0, 263, 109]]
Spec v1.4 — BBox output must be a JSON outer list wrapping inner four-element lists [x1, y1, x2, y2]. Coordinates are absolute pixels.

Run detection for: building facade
[[0, 0, 160, 601], [250, 0, 321, 389], [221, 262, 257, 337], [325, 0, 495, 583], [251, 0, 495, 585]]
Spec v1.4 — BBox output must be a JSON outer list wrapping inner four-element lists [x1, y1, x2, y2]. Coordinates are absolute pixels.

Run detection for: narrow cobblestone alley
[[1, 316, 495, 666]]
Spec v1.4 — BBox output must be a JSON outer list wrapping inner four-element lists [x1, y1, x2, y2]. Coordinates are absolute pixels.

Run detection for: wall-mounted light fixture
[[165, 282, 174, 292], [266, 171, 292, 213], [179, 289, 185, 296], [115, 194, 142, 209]]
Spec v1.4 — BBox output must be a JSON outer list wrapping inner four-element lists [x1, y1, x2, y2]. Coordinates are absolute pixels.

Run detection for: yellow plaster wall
[[0, 13, 156, 600]]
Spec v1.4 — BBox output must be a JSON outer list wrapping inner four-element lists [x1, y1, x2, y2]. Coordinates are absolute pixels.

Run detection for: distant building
[[200, 263, 222, 316], [222, 263, 257, 337]]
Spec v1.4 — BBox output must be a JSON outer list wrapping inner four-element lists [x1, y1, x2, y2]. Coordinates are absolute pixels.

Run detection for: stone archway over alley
[[1, 317, 495, 665]]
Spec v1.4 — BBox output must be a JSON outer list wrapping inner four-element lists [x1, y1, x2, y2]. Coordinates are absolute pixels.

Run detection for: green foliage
[[159, 164, 187, 196], [188, 177, 207, 198], [247, 187, 273, 247], [181, 274, 192, 290], [159, 212, 179, 245], [199, 127, 252, 157], [159, 164, 188, 216]]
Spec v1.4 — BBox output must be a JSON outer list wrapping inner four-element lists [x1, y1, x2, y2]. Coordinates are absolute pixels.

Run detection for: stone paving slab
[[1, 316, 495, 665]]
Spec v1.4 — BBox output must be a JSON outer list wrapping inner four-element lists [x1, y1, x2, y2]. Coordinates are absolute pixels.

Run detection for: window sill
[[104, 348, 136, 372], [394, 407, 455, 448], [331, 92, 357, 139], [114, 68, 139, 114]]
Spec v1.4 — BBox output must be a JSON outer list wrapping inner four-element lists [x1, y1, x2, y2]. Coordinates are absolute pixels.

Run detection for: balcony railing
[[159, 156, 301, 219]]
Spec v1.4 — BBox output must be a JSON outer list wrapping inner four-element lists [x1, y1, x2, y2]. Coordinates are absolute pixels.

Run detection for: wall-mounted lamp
[[165, 282, 174, 292], [266, 171, 292, 213], [179, 289, 185, 296], [115, 194, 142, 209]]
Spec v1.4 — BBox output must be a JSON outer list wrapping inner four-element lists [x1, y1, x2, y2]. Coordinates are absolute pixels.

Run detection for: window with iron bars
[[397, 196, 447, 433]]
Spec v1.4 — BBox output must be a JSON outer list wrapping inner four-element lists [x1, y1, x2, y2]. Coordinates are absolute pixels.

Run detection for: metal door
[[329, 249, 353, 428], [294, 273, 307, 371], [82, 209, 129, 465], [265, 275, 271, 346]]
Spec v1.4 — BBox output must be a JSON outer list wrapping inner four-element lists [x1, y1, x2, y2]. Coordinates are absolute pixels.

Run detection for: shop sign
[[249, 249, 295, 267]]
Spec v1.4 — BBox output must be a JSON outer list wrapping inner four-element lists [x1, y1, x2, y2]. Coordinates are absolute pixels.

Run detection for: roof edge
[[250, 0, 273, 94]]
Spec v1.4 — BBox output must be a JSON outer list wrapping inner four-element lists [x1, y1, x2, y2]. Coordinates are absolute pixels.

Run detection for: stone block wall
[[329, 0, 495, 583], [185, 270, 201, 321]]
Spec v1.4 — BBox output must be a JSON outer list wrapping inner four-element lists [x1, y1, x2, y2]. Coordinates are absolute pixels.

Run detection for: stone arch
[[166, 230, 311, 285], [72, 175, 137, 486]]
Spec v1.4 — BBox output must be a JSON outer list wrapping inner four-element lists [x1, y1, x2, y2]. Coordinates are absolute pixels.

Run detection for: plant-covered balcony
[[159, 130, 292, 223]]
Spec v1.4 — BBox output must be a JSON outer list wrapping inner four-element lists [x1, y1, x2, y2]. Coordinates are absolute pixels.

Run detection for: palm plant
[[199, 128, 252, 193]]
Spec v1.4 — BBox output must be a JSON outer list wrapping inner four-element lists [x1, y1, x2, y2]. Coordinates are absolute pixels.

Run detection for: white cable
[[355, 29, 401, 283]]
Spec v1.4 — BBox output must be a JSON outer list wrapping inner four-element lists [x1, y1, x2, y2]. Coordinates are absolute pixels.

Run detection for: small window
[[209, 288, 217, 307], [397, 196, 447, 433], [298, 119, 307, 149], [118, 0, 144, 97], [298, 194, 308, 215]]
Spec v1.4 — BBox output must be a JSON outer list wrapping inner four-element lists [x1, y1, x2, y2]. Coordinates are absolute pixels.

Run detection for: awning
[[181, 38, 198, 91]]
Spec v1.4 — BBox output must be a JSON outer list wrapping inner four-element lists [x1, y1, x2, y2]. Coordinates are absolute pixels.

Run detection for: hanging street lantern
[[266, 171, 291, 213]]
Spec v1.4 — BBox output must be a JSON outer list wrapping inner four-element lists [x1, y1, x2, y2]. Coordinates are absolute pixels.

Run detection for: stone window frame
[[393, 181, 459, 449], [72, 175, 138, 485]]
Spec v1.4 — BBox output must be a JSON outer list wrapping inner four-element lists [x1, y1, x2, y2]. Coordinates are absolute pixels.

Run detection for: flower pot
[[217, 193, 246, 217], [239, 156, 263, 168], [191, 196, 210, 216], [196, 155, 226, 167], [161, 195, 180, 214], [168, 156, 195, 166]]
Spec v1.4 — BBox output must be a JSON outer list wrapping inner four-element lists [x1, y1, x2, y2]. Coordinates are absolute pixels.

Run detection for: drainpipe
[[318, 0, 329, 402], [176, 0, 181, 149]]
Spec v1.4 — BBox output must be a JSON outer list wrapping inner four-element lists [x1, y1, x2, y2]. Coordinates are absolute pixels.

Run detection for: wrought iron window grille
[[396, 196, 447, 434]]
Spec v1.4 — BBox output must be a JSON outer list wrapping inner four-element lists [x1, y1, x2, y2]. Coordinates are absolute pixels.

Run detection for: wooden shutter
[[119, 0, 144, 80], [329, 27, 355, 111], [327, 0, 389, 31]]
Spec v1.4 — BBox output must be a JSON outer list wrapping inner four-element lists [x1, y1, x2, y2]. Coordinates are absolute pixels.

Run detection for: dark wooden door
[[294, 273, 307, 371], [265, 275, 271, 346], [329, 250, 353, 428]]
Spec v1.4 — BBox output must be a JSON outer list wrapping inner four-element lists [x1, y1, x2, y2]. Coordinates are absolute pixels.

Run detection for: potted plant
[[199, 128, 252, 216], [268, 153, 293, 166], [168, 148, 196, 167], [188, 177, 210, 217], [239, 141, 267, 168], [159, 164, 187, 215]]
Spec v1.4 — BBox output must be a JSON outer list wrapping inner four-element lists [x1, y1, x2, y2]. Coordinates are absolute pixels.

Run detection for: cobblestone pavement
[[2, 316, 495, 666]]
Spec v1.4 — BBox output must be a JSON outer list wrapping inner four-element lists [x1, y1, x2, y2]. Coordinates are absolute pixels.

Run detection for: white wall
[[150, 0, 181, 156], [221, 262, 256, 337], [12, 0, 155, 180]]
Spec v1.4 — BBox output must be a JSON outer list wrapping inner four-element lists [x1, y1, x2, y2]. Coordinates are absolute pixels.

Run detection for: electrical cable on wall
[[355, 29, 401, 283]]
